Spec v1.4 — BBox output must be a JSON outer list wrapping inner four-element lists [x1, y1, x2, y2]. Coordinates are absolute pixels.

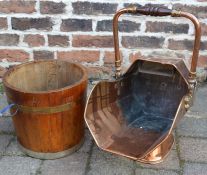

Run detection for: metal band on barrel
[[8, 97, 82, 114]]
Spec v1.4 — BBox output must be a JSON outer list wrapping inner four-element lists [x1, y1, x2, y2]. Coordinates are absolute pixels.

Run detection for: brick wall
[[0, 0, 206, 80]]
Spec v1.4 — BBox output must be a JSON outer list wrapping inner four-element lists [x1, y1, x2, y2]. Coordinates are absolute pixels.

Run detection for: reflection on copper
[[84, 5, 201, 164]]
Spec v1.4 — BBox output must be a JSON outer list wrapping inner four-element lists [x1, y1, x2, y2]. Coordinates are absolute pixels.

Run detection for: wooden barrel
[[3, 60, 88, 159]]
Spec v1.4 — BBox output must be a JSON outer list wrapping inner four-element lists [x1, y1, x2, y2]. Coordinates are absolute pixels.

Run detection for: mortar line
[[175, 130, 184, 175], [183, 160, 207, 165], [132, 161, 139, 175], [5, 135, 15, 148], [0, 134, 14, 158], [35, 160, 44, 175], [1, 154, 28, 158], [137, 164, 181, 172], [185, 113, 207, 119], [0, 131, 15, 136], [84, 141, 94, 175], [177, 134, 207, 140]]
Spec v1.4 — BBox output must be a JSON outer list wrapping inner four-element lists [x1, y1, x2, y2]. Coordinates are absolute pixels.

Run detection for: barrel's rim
[[3, 60, 88, 94]]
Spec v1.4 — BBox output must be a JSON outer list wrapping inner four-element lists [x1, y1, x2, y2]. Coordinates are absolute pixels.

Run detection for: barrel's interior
[[86, 60, 188, 159], [5, 61, 84, 92]]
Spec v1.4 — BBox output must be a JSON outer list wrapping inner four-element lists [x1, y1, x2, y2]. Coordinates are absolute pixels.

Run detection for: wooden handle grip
[[136, 6, 172, 16]]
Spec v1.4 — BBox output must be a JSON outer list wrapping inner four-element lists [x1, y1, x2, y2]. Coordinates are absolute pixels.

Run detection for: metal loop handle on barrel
[[0, 103, 18, 117], [113, 6, 201, 80]]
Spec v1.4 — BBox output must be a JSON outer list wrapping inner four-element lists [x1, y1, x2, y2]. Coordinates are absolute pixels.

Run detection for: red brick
[[155, 51, 186, 59], [0, 34, 19, 46], [146, 22, 189, 34], [168, 39, 207, 51], [0, 66, 6, 78], [12, 18, 53, 31], [61, 19, 92, 32], [87, 66, 113, 80], [130, 51, 186, 63], [96, 20, 141, 32], [119, 20, 141, 32], [72, 35, 113, 48], [168, 39, 192, 51], [129, 52, 143, 63], [201, 23, 207, 36], [198, 55, 207, 68], [40, 1, 66, 14], [23, 34, 45, 47], [103, 51, 123, 64], [0, 1, 36, 13], [72, 2, 117, 15], [33, 51, 54, 60], [0, 49, 29, 62], [0, 18, 7, 29], [122, 36, 164, 49], [48, 35, 69, 47], [124, 3, 166, 8], [57, 50, 100, 62], [173, 4, 207, 18]]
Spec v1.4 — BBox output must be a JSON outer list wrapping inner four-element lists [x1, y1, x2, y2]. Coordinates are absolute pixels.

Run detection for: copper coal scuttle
[[84, 6, 201, 164]]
